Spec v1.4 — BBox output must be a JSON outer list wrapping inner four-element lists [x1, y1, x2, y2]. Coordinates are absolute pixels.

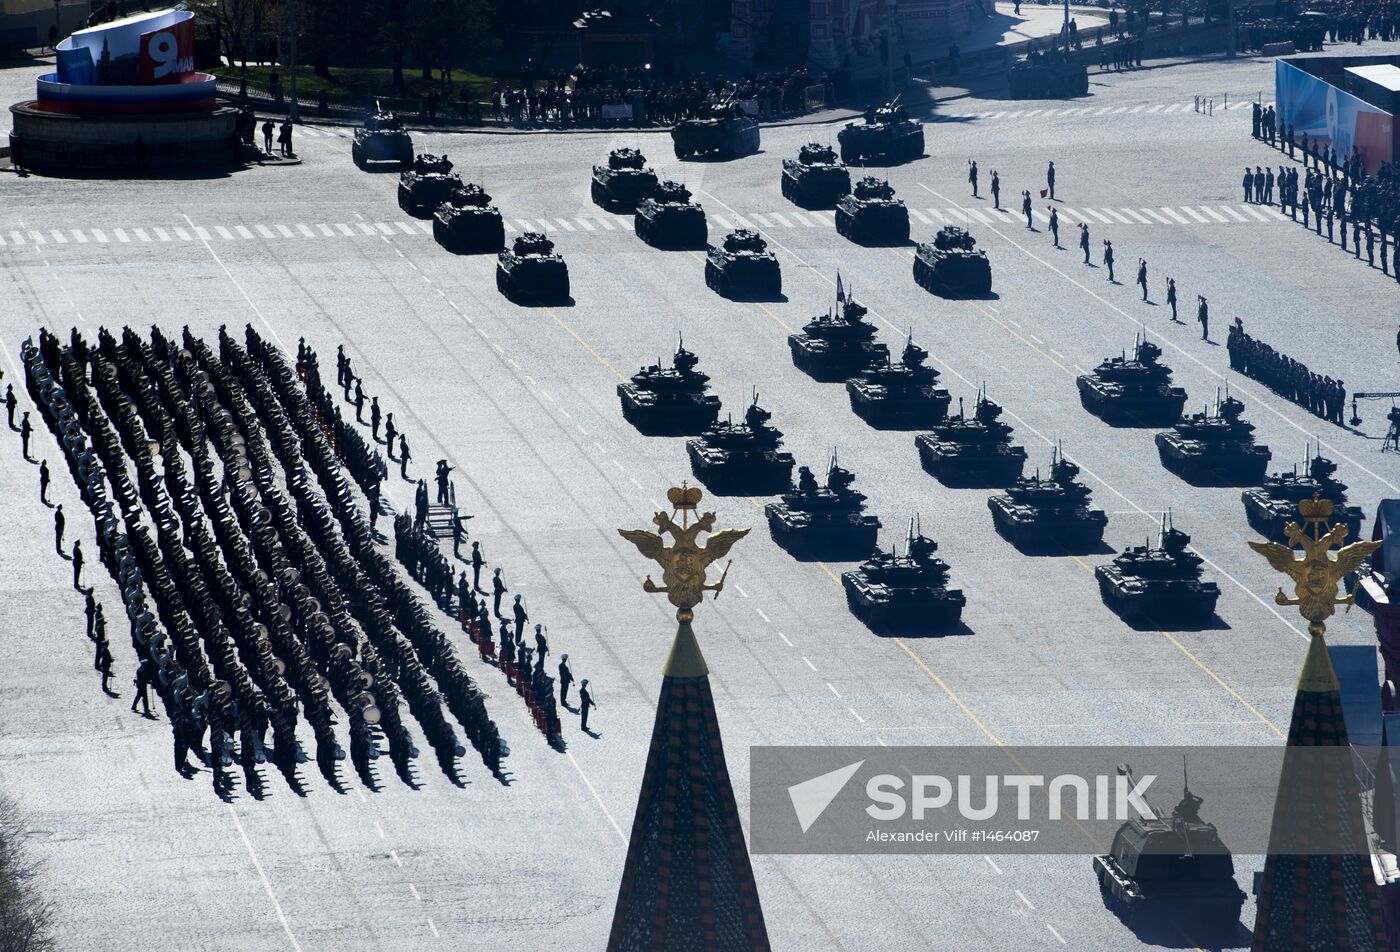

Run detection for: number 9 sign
[[137, 19, 194, 84]]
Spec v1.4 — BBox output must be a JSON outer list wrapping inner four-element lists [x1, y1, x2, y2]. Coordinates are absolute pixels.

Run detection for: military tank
[[781, 143, 851, 209], [352, 107, 413, 170], [835, 177, 910, 245], [765, 457, 881, 559], [590, 147, 658, 211], [847, 334, 951, 429], [912, 226, 993, 298], [635, 180, 707, 249], [988, 448, 1108, 552], [1009, 55, 1090, 99], [788, 295, 888, 382], [686, 393, 795, 495], [671, 102, 760, 160], [842, 518, 966, 632], [397, 154, 462, 218], [1242, 453, 1365, 546], [837, 102, 925, 165], [915, 392, 1028, 487], [432, 182, 505, 254], [704, 229, 782, 299], [1096, 521, 1220, 625], [616, 339, 721, 436], [1077, 337, 1189, 427], [495, 232, 570, 303], [1095, 764, 1246, 929], [1155, 394, 1272, 486]]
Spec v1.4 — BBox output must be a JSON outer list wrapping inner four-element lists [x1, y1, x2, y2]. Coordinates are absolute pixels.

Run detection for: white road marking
[[778, 631, 792, 647], [566, 750, 627, 841], [389, 850, 403, 868], [848, 708, 865, 723], [735, 584, 748, 598], [1016, 889, 1035, 910], [985, 856, 1003, 874], [802, 656, 817, 672], [1046, 923, 1067, 944], [755, 607, 771, 623], [427, 919, 440, 938], [227, 805, 304, 952], [826, 682, 842, 699]]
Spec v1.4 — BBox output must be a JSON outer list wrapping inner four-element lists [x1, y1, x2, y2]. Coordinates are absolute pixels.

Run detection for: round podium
[[9, 101, 237, 175]]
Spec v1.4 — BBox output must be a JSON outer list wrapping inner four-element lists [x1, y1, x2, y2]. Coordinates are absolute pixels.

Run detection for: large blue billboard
[[1276, 58, 1394, 173]]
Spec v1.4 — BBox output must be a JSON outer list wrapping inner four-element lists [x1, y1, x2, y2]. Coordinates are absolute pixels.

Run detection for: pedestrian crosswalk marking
[[1196, 206, 1229, 223], [193, 227, 211, 240], [174, 227, 191, 240], [1121, 208, 1153, 224], [414, 221, 432, 234], [576, 217, 596, 231], [768, 212, 794, 228], [275, 224, 294, 238], [1083, 208, 1117, 225], [71, 229, 88, 243], [154, 227, 170, 241], [1129, 105, 1145, 113], [114, 228, 131, 242], [1157, 208, 1191, 224], [1021, 109, 1042, 118], [256, 225, 275, 238], [50, 230, 67, 243], [926, 208, 948, 223], [133, 228, 151, 242], [1238, 204, 1271, 221], [713, 215, 732, 230], [215, 225, 234, 240], [234, 225, 254, 239], [297, 224, 315, 237], [1179, 207, 1211, 223], [1099, 209, 1134, 225], [373, 222, 394, 235], [1146, 104, 1164, 113], [910, 209, 932, 225], [751, 213, 774, 228], [554, 218, 575, 232], [8, 231, 24, 245], [395, 222, 417, 235], [595, 216, 615, 230], [1220, 206, 1249, 222]]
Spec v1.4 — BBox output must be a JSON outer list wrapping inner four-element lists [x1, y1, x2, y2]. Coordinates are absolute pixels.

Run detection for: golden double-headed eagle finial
[[1248, 493, 1381, 637], [617, 483, 749, 623]]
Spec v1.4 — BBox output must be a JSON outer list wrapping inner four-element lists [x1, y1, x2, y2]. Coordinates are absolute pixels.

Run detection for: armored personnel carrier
[[765, 457, 881, 559], [352, 108, 413, 170], [1242, 453, 1365, 546], [705, 229, 781, 299], [616, 340, 721, 436], [842, 519, 966, 632], [433, 182, 505, 254], [495, 232, 569, 303], [1009, 56, 1090, 99], [788, 296, 888, 382], [671, 103, 760, 160], [686, 394, 795, 495], [1096, 522, 1220, 625], [835, 177, 910, 245], [634, 181, 707, 249], [781, 143, 851, 209], [847, 335, 951, 429], [1077, 337, 1189, 427], [915, 392, 1028, 487], [837, 102, 924, 165], [1095, 765, 1246, 929], [591, 147, 658, 211], [988, 448, 1108, 552], [912, 226, 993, 298], [1155, 394, 1271, 486], [397, 154, 462, 218]]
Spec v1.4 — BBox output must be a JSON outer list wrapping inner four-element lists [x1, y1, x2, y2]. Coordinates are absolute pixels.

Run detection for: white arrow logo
[[787, 760, 864, 833]]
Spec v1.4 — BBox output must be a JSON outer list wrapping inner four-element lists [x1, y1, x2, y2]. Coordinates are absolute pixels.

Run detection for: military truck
[[590, 147, 658, 211], [704, 229, 781, 299], [835, 177, 910, 245], [433, 182, 505, 254], [912, 226, 992, 297], [352, 107, 414, 170], [781, 143, 851, 209], [671, 103, 760, 160], [496, 232, 570, 303], [634, 180, 707, 249], [837, 102, 924, 165]]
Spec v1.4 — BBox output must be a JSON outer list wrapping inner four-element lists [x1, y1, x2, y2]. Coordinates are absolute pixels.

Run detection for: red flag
[[836, 271, 845, 303], [1040, 188, 1048, 198]]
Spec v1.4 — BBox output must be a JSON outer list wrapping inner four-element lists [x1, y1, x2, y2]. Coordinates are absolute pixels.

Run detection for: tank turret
[[592, 147, 659, 210], [765, 454, 881, 558], [837, 101, 924, 165], [433, 182, 505, 254], [635, 180, 707, 248], [1077, 335, 1189, 426], [617, 339, 721, 435], [1242, 451, 1365, 546], [353, 108, 414, 169], [788, 295, 888, 381], [781, 142, 852, 208], [1094, 763, 1246, 928], [835, 177, 909, 245], [496, 231, 570, 303], [913, 226, 992, 297], [915, 392, 1027, 487], [1095, 518, 1220, 625], [410, 153, 453, 175], [686, 392, 794, 494], [671, 103, 761, 160], [1155, 393, 1272, 486], [841, 517, 966, 632], [705, 230, 782, 299], [847, 334, 951, 428], [988, 446, 1108, 552]]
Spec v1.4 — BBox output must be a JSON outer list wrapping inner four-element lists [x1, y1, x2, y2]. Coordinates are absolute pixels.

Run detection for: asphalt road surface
[[1, 49, 1397, 952]]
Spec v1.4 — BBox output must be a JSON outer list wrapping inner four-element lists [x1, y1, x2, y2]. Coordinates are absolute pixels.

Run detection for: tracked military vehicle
[[433, 182, 505, 254], [686, 394, 795, 494], [591, 147, 658, 211], [397, 154, 462, 217], [847, 335, 951, 429], [1009, 55, 1090, 99], [842, 519, 966, 632], [1156, 394, 1271, 486], [912, 226, 993, 297], [495, 232, 570, 303], [788, 296, 888, 382], [616, 340, 721, 436], [916, 392, 1027, 487], [765, 457, 881, 559], [634, 181, 707, 249], [1095, 764, 1246, 928], [837, 102, 924, 165], [1096, 522, 1220, 625], [988, 448, 1108, 552], [671, 103, 760, 160], [835, 177, 910, 245], [352, 107, 414, 170], [704, 229, 781, 299], [781, 143, 851, 209], [1078, 337, 1189, 426], [1242, 453, 1365, 546]]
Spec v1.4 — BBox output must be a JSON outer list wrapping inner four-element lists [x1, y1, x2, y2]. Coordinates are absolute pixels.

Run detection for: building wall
[[0, 0, 89, 54]]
